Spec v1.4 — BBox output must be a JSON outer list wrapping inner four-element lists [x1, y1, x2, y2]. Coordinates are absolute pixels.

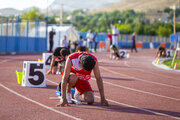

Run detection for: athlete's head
[[80, 54, 96, 71], [112, 45, 116, 49], [78, 46, 86, 52], [60, 48, 69, 57]]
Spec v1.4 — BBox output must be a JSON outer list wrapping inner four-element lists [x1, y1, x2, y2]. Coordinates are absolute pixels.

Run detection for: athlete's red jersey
[[68, 52, 97, 80]]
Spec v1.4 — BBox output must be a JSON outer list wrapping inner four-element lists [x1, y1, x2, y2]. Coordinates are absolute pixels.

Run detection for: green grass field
[[162, 59, 180, 69]]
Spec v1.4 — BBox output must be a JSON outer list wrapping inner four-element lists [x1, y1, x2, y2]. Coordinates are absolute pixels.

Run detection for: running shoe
[[74, 89, 82, 104]]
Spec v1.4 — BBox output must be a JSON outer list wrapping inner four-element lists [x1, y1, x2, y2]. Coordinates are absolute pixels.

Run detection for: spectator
[[78, 36, 84, 47], [86, 29, 94, 52], [131, 33, 137, 53], [61, 35, 69, 48], [93, 32, 98, 52], [111, 24, 119, 48], [49, 28, 56, 52], [77, 36, 88, 52], [106, 30, 112, 45]]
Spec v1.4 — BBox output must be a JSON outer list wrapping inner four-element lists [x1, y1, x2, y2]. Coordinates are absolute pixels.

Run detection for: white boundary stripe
[[95, 95, 180, 120], [124, 61, 130, 67], [0, 83, 82, 120], [100, 66, 180, 89], [92, 78, 180, 101], [47, 77, 180, 101], [46, 79, 180, 120], [124, 61, 180, 80], [0, 60, 10, 64]]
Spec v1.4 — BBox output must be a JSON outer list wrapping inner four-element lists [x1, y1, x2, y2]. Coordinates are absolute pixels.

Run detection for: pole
[[173, 5, 176, 34], [171, 37, 179, 66], [60, 4, 63, 26], [47, 0, 48, 17], [171, 5, 177, 66]]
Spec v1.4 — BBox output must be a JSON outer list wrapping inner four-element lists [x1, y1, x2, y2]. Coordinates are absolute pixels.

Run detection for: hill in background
[[91, 0, 179, 13], [0, 8, 21, 17]]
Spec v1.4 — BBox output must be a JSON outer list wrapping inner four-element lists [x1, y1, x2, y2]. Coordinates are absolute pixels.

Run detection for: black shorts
[[53, 60, 65, 67]]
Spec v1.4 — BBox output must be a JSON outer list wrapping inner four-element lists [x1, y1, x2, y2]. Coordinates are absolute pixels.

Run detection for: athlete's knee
[[83, 92, 94, 105]]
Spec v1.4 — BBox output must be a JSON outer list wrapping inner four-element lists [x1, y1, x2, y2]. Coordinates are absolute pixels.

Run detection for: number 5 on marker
[[22, 61, 46, 87]]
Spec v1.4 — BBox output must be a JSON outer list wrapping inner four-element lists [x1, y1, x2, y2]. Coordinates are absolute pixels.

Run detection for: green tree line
[[70, 9, 180, 37], [20, 8, 180, 37]]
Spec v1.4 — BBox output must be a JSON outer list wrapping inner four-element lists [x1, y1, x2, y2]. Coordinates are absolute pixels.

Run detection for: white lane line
[[0, 83, 82, 120], [100, 66, 180, 89], [0, 60, 10, 64], [124, 61, 130, 67], [124, 61, 179, 81], [47, 74, 180, 102], [92, 78, 180, 101], [46, 79, 180, 120]]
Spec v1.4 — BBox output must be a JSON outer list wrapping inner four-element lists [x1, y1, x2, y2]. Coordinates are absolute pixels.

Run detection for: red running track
[[0, 49, 180, 120]]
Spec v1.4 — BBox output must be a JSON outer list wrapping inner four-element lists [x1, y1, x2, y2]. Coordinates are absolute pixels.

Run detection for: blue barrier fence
[[79, 32, 171, 49], [0, 23, 171, 54], [0, 19, 47, 53]]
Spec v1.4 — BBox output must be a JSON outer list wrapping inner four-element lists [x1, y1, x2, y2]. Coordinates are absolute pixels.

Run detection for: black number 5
[[29, 64, 44, 85]]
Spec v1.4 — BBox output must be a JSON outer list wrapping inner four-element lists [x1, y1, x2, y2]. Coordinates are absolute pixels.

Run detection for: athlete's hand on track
[[56, 99, 69, 107], [101, 99, 109, 106], [46, 70, 52, 75]]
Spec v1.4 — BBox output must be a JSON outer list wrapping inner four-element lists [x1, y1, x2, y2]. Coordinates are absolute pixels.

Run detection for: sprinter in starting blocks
[[46, 47, 70, 75], [110, 45, 121, 60]]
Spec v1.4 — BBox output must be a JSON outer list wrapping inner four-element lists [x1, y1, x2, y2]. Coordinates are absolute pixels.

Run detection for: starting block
[[22, 61, 46, 87], [42, 53, 52, 69], [55, 89, 82, 104], [56, 89, 75, 98], [166, 49, 173, 57], [119, 49, 128, 58]]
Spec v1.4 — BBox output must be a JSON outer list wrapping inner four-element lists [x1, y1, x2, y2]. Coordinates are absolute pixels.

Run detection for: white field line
[[0, 60, 10, 64], [124, 61, 179, 81], [91, 78, 180, 101], [46, 79, 180, 120], [0, 83, 82, 120], [100, 66, 180, 89]]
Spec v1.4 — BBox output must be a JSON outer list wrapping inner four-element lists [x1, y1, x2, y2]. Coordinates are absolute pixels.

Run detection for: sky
[[0, 0, 55, 10], [0, 0, 122, 10]]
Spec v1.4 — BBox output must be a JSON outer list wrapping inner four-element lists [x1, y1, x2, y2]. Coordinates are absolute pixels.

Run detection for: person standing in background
[[61, 35, 69, 48], [49, 28, 56, 52], [131, 33, 137, 53], [111, 24, 119, 48], [93, 32, 98, 52], [106, 30, 112, 45], [86, 29, 94, 52]]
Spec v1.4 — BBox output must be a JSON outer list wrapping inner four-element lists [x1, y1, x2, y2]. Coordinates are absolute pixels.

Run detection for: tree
[[134, 23, 144, 35], [164, 7, 172, 13], [157, 26, 172, 37], [144, 25, 156, 35], [21, 9, 44, 22], [118, 24, 133, 34], [48, 16, 57, 24]]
